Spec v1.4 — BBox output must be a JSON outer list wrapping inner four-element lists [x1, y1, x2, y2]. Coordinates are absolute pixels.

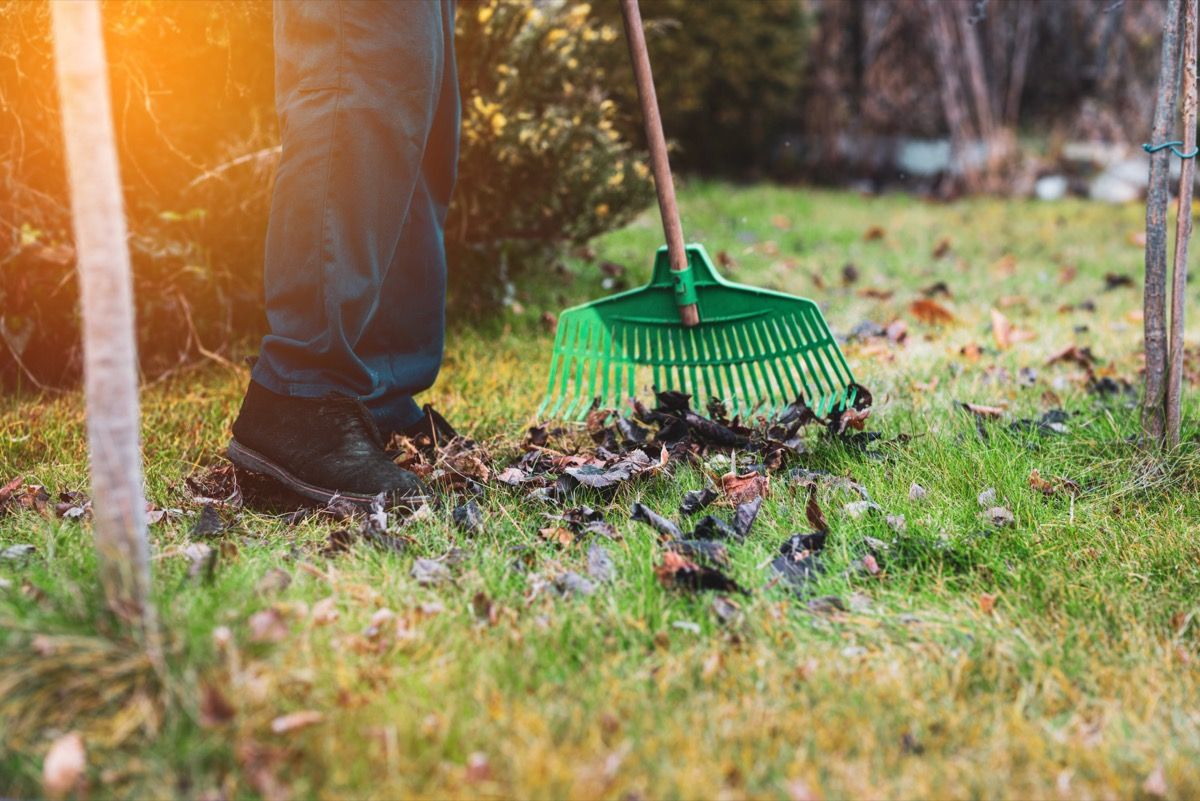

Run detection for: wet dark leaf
[[780, 530, 827, 557], [771, 552, 823, 596], [692, 514, 737, 541], [654, 389, 692, 413], [655, 550, 747, 595], [679, 487, 719, 516], [733, 497, 762, 540], [190, 504, 226, 538], [452, 501, 483, 535], [320, 528, 355, 557], [667, 539, 730, 567], [630, 502, 683, 540]]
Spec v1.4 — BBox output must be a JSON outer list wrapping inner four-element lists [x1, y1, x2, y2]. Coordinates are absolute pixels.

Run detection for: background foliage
[[0, 0, 1171, 389], [0, 0, 651, 389]]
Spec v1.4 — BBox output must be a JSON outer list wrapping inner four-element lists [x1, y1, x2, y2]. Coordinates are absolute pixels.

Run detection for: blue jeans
[[252, 0, 460, 433]]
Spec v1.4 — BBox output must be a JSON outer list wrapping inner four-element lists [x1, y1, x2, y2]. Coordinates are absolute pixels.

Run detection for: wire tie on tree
[[1143, 141, 1200, 159]]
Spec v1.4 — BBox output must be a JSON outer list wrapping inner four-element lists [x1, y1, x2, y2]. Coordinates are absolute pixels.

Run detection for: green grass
[[4, 183, 1200, 799]]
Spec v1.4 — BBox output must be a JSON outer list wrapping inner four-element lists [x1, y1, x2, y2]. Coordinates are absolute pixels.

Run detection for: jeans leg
[[252, 0, 458, 430], [357, 0, 460, 433]]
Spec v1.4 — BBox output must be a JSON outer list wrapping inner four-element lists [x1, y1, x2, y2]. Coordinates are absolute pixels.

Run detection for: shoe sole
[[227, 439, 426, 508]]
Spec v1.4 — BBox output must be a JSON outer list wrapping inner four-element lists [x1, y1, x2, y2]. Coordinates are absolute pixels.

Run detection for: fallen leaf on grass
[[1103, 272, 1134, 290], [862, 225, 885, 241], [990, 308, 1035, 350], [909, 483, 928, 501], [452, 501, 483, 535], [861, 554, 881, 576], [680, 487, 718, 516], [1046, 344, 1096, 369], [412, 558, 451, 587], [909, 298, 955, 325], [42, 731, 85, 801], [931, 236, 952, 258], [630, 502, 683, 540], [554, 571, 596, 598], [654, 550, 746, 594], [1, 543, 36, 563], [733, 497, 762, 540], [979, 593, 998, 614], [270, 710, 324, 735], [587, 543, 615, 582], [981, 506, 1014, 527], [248, 608, 289, 643], [199, 683, 236, 728], [667, 539, 731, 567], [190, 503, 226, 538], [692, 515, 737, 541], [721, 471, 769, 504], [804, 483, 828, 532], [312, 597, 339, 626], [959, 402, 1005, 419], [539, 526, 575, 547]]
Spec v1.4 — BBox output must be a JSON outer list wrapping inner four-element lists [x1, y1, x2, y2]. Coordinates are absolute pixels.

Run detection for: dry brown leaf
[[312, 596, 339, 626], [199, 683, 236, 728], [538, 526, 575, 547], [1046, 344, 1095, 369], [270, 710, 324, 735], [839, 407, 871, 431], [721, 471, 769, 505], [771, 214, 792, 230], [804, 483, 827, 532], [960, 343, 982, 361], [991, 308, 1013, 350], [43, 731, 85, 801], [858, 287, 894, 300], [962, 402, 1005, 418], [862, 225, 885, 242], [1058, 264, 1078, 284], [1028, 469, 1056, 495], [910, 298, 955, 325], [991, 253, 1017, 276], [932, 236, 952, 258], [979, 593, 997, 615]]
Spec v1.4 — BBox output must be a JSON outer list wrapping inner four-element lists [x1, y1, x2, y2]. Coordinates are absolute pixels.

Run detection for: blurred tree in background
[[0, 0, 1171, 389]]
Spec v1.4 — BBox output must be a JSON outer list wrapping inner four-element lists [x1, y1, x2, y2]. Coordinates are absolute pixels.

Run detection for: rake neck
[[620, 0, 699, 327]]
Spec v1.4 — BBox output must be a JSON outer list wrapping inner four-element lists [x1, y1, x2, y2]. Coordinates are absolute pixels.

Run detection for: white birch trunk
[[51, 0, 156, 639]]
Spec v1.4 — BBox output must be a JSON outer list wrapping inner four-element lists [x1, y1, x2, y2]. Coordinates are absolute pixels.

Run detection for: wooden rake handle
[[619, 0, 700, 327]]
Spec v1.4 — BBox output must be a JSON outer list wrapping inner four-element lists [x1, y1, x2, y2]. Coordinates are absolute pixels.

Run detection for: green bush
[[591, 0, 810, 177], [0, 0, 650, 388]]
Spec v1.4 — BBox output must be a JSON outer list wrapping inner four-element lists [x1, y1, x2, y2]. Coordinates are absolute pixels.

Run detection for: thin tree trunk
[[1167, 0, 1198, 449], [1145, 0, 1185, 445], [926, 0, 980, 191], [50, 0, 157, 644], [1004, 3, 1036, 129]]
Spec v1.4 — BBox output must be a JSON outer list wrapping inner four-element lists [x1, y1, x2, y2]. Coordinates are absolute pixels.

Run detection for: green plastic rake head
[[539, 244, 858, 420]]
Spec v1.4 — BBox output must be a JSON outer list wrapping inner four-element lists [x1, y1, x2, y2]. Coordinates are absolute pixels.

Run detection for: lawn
[[3, 183, 1200, 800]]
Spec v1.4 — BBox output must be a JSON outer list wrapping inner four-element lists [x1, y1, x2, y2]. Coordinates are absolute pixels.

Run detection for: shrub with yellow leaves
[[448, 0, 654, 303]]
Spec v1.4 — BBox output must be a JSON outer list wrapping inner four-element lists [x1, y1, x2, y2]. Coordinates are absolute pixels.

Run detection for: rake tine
[[801, 309, 840, 411], [780, 314, 821, 407], [601, 322, 616, 410], [754, 319, 789, 414], [766, 317, 803, 401], [732, 322, 764, 412]]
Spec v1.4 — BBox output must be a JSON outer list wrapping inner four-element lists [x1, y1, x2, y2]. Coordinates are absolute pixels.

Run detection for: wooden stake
[[1167, 0, 1198, 449], [50, 0, 157, 643], [1145, 0, 1185, 445]]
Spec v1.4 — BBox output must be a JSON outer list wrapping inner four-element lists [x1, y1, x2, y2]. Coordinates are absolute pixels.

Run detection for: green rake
[[538, 0, 857, 420]]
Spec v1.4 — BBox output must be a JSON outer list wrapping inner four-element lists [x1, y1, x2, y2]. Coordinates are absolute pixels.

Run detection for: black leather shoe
[[398, 404, 458, 446], [228, 381, 428, 507]]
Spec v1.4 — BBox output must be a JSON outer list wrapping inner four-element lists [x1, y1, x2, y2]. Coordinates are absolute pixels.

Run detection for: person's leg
[[229, 0, 457, 505], [251, 0, 455, 417], [356, 0, 460, 433]]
